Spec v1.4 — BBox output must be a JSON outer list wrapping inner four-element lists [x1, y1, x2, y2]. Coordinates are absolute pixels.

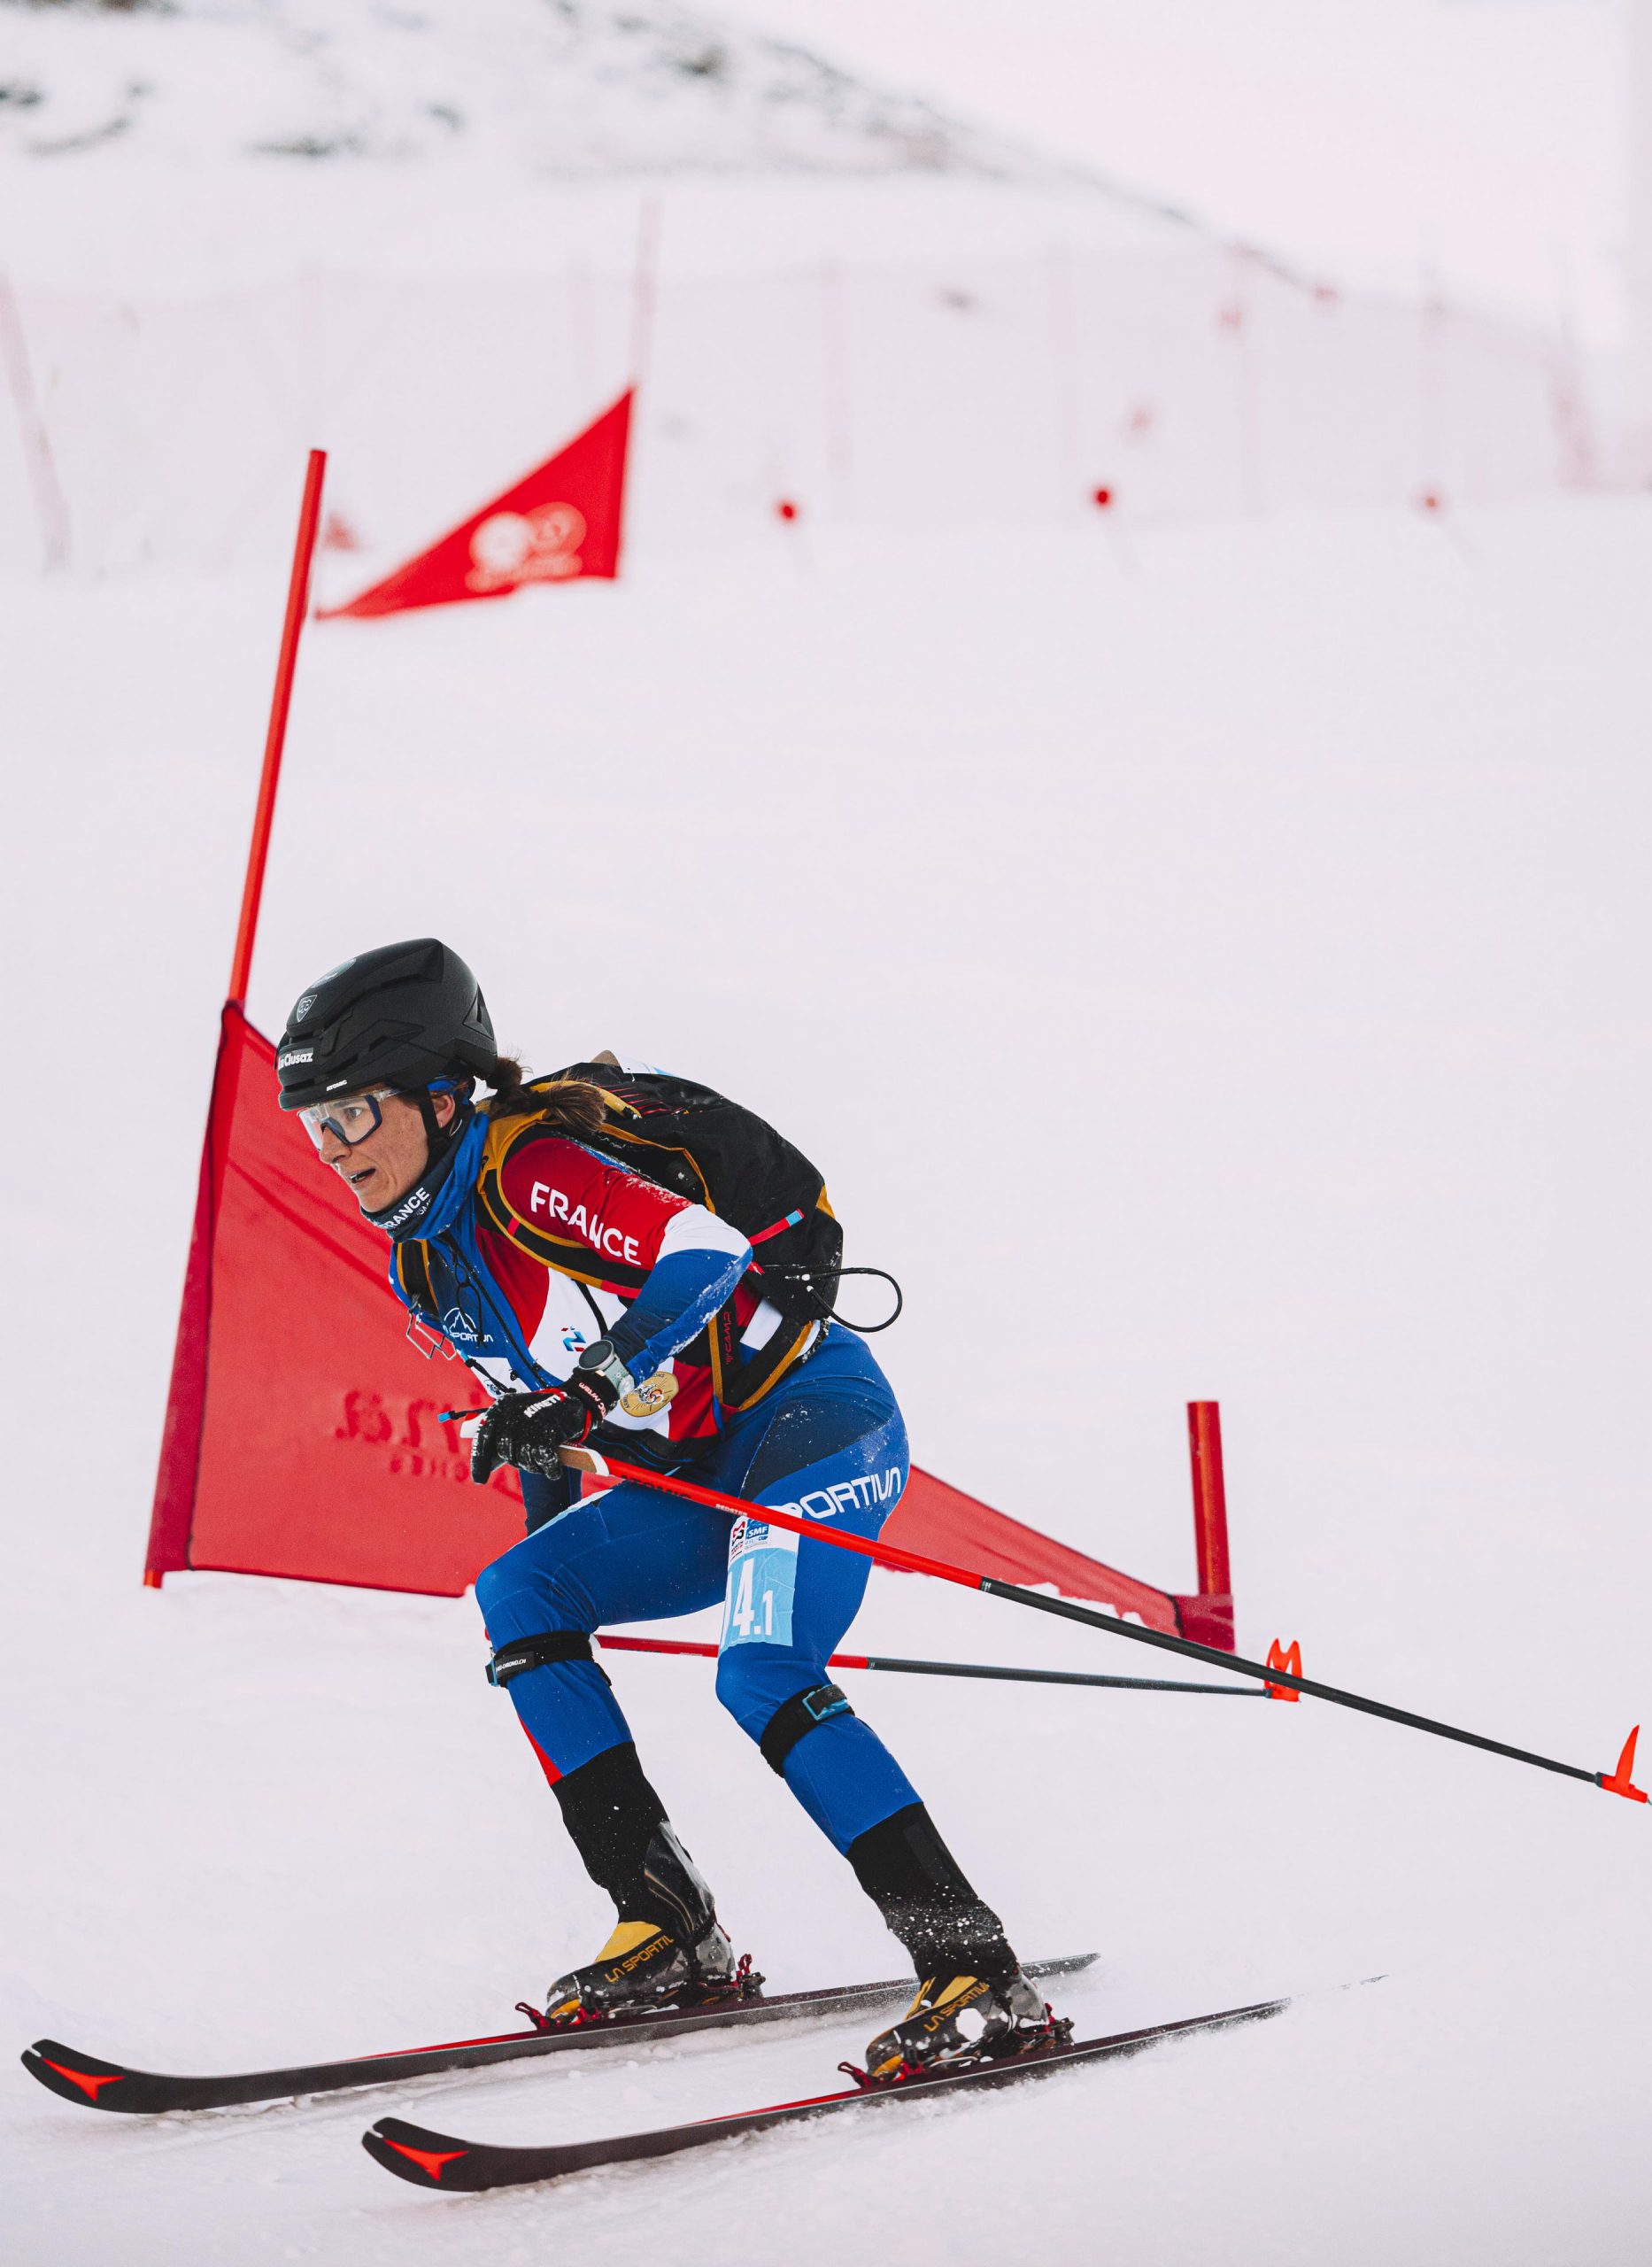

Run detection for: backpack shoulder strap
[[538, 1065, 721, 1208], [474, 1100, 652, 1290], [391, 1238, 438, 1321], [477, 1089, 632, 1197]]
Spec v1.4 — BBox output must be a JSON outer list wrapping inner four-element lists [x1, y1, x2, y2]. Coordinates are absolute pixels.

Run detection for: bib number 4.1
[[722, 1516, 798, 1650]]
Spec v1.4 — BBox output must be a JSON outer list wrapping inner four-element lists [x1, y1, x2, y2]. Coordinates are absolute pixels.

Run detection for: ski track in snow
[[4, 499, 1652, 2262]]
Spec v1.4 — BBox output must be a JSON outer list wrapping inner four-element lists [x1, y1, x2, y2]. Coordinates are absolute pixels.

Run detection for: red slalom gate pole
[[1187, 1401, 1231, 1602], [228, 448, 327, 1010], [1180, 1398, 1234, 1650], [559, 1447, 1647, 1805], [594, 1632, 1261, 1699], [144, 450, 327, 1592]]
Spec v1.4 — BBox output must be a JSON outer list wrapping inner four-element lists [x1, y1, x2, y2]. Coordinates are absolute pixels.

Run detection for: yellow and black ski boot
[[540, 1911, 741, 2028], [537, 1816, 750, 2029], [861, 1969, 1064, 2085]]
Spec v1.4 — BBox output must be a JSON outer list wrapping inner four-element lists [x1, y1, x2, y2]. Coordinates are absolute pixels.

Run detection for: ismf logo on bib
[[721, 1514, 799, 1652]]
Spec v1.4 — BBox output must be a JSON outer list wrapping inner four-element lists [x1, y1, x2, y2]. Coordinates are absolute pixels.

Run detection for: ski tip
[[364, 2117, 477, 2189], [21, 2040, 132, 2109]]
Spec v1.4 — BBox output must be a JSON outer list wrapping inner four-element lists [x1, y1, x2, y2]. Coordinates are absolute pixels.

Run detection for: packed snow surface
[[4, 494, 1652, 2263], [1, 12, 1647, 2254]]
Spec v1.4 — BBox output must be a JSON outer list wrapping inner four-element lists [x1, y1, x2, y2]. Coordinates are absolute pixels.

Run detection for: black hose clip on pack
[[761, 1261, 905, 1335]]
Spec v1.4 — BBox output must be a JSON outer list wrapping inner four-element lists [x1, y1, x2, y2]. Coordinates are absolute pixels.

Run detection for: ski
[[19, 1952, 1096, 2115], [362, 1994, 1286, 2193]]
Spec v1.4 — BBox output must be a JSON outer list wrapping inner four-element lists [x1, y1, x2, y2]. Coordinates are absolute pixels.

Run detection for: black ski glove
[[469, 1373, 617, 1485]]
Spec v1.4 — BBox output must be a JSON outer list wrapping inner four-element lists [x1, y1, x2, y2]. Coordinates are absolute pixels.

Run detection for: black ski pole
[[558, 1447, 1649, 1807], [594, 1632, 1263, 1698]]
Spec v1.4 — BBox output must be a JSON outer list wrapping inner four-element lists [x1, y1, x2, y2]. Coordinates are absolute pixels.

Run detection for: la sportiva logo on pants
[[769, 1467, 905, 1522]]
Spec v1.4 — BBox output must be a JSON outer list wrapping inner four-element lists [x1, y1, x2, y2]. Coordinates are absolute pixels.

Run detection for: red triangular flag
[[317, 391, 633, 622], [145, 1005, 525, 1594], [145, 1009, 1198, 1617]]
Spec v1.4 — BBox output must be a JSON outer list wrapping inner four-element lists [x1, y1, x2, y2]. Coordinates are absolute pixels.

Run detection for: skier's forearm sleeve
[[495, 1132, 751, 1379], [606, 1238, 751, 1378]]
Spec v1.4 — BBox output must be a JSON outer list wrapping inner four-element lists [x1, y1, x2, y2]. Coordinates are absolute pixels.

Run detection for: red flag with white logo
[[316, 391, 633, 622]]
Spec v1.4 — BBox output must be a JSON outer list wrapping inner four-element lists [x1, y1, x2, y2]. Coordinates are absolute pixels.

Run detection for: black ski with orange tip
[[20, 1953, 1095, 2115], [363, 1995, 1286, 2193]]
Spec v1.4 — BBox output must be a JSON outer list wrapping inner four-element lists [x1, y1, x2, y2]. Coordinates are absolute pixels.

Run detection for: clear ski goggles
[[298, 1076, 463, 1150], [297, 1087, 401, 1149]]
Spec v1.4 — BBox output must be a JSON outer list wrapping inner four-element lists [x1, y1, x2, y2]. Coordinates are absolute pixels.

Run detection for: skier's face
[[313, 1087, 457, 1213]]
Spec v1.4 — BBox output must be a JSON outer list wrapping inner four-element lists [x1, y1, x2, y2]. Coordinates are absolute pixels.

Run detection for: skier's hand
[[469, 1376, 617, 1485]]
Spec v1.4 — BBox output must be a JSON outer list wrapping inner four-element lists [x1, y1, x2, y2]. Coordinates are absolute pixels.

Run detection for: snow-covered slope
[[0, 0, 1586, 584], [0, 0, 1073, 179], [4, 497, 1651, 2263], [1, 6, 1643, 2258]]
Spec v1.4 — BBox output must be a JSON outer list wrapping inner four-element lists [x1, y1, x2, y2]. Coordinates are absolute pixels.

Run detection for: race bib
[[721, 1514, 799, 1651]]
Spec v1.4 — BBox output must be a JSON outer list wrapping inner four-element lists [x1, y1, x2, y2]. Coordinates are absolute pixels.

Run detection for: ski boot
[[857, 1968, 1066, 2086], [537, 1820, 755, 2030], [841, 1800, 1061, 2084], [539, 1914, 743, 2028]]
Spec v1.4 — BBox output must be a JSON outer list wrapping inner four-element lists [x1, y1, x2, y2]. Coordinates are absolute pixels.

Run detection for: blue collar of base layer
[[365, 1103, 486, 1245]]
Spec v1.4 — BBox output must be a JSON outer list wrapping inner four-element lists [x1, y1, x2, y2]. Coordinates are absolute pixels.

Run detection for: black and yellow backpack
[[475, 1064, 898, 1410]]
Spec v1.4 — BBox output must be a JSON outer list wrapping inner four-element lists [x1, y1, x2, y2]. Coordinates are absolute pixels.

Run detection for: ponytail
[[483, 1055, 611, 1138]]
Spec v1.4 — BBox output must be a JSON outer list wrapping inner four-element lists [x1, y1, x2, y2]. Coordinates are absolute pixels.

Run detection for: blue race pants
[[474, 1327, 921, 1853]]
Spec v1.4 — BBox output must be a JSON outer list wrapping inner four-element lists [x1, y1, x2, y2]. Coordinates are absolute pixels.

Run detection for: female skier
[[276, 937, 1058, 2079]]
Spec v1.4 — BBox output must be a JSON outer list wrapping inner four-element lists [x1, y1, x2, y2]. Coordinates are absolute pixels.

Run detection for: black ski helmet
[[275, 939, 498, 1112]]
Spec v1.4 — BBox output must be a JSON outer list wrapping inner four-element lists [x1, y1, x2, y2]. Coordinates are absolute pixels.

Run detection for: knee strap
[[759, 1683, 854, 1776], [486, 1630, 611, 1690]]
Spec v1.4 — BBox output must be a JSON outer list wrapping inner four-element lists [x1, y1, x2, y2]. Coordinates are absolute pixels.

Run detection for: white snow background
[[3, 6, 1651, 2265]]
